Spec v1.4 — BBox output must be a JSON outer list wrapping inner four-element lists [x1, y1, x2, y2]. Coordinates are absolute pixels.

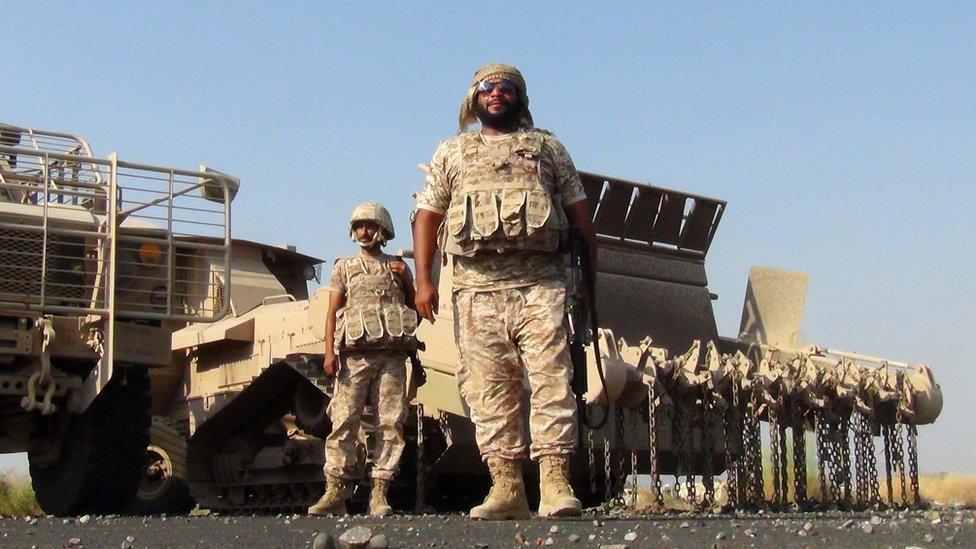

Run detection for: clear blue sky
[[3, 2, 973, 474]]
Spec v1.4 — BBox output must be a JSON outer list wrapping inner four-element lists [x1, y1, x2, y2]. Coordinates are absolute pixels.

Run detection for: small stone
[[624, 532, 637, 541], [861, 522, 873, 534], [870, 515, 882, 525], [924, 534, 935, 543], [803, 522, 813, 532], [744, 528, 756, 538], [568, 534, 580, 543], [514, 533, 525, 544], [339, 526, 373, 548], [78, 515, 91, 525], [798, 529, 808, 537], [549, 526, 559, 534], [125, 536, 135, 544], [68, 538, 82, 547], [368, 534, 388, 548], [715, 532, 727, 540], [588, 534, 596, 541], [680, 521, 690, 529], [544, 538, 554, 546], [842, 519, 855, 529], [592, 520, 602, 527], [661, 534, 671, 543]]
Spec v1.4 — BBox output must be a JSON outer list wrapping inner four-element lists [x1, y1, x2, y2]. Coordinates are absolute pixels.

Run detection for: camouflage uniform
[[323, 252, 417, 481], [416, 130, 587, 461]]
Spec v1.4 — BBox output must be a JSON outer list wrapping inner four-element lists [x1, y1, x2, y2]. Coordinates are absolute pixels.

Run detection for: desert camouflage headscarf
[[458, 63, 534, 133]]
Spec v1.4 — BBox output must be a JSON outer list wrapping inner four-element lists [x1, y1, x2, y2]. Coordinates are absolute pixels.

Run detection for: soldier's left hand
[[389, 260, 410, 279]]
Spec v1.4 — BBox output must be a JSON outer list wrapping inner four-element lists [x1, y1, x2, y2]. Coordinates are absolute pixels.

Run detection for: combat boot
[[369, 478, 393, 517], [307, 475, 349, 516], [537, 455, 582, 517], [469, 458, 531, 520]]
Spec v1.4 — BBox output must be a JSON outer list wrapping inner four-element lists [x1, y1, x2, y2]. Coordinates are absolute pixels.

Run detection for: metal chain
[[792, 422, 807, 506], [679, 404, 697, 505], [726, 378, 743, 508], [882, 422, 894, 505], [724, 405, 739, 508], [778, 422, 789, 506], [827, 418, 842, 504], [414, 403, 425, 513], [892, 420, 907, 506], [670, 401, 685, 501], [587, 427, 597, 496], [746, 400, 764, 505], [769, 409, 783, 506], [838, 415, 852, 506], [603, 435, 612, 503], [701, 398, 715, 508], [906, 423, 921, 507], [852, 413, 868, 504], [647, 383, 663, 508], [614, 404, 626, 500], [815, 412, 833, 504], [630, 424, 637, 510], [853, 412, 879, 506], [866, 417, 880, 504]]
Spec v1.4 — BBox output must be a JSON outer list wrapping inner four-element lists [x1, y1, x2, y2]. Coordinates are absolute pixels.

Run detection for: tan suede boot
[[369, 478, 394, 517], [307, 475, 349, 516], [469, 458, 531, 520], [537, 455, 582, 517]]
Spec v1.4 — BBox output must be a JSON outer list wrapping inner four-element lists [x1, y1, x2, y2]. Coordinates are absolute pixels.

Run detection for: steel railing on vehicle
[[0, 140, 233, 324]]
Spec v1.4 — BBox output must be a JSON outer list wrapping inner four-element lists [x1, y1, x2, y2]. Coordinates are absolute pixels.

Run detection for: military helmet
[[349, 202, 395, 242]]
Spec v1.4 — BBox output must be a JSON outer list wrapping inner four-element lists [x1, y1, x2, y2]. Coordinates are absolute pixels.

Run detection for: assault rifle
[[409, 343, 427, 388], [567, 228, 608, 430]]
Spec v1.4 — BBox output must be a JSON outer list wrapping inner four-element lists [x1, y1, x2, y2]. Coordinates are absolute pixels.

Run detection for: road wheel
[[127, 416, 195, 515], [30, 367, 151, 516]]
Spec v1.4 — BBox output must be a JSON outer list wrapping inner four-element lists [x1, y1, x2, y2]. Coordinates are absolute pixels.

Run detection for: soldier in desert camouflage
[[412, 63, 597, 519], [308, 203, 420, 517]]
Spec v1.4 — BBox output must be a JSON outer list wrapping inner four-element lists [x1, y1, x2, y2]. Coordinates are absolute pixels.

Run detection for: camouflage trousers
[[454, 281, 578, 462], [324, 350, 408, 480]]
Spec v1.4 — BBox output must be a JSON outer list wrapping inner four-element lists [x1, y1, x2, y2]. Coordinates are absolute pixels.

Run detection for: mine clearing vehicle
[[0, 123, 943, 516]]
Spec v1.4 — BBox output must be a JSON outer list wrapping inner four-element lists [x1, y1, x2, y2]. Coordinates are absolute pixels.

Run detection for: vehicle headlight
[[138, 243, 164, 265]]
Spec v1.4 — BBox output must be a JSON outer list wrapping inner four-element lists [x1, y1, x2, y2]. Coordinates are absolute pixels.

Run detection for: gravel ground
[[0, 508, 972, 548]]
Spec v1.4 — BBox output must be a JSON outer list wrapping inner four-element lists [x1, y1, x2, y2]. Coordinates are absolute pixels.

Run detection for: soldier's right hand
[[323, 354, 339, 377], [414, 280, 439, 323]]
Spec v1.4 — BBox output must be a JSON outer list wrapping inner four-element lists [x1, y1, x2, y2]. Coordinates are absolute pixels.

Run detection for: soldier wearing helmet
[[413, 63, 598, 519], [308, 202, 418, 518]]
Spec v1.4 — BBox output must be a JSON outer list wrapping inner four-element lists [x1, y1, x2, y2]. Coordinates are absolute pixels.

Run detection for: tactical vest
[[440, 130, 568, 257], [335, 256, 419, 351]]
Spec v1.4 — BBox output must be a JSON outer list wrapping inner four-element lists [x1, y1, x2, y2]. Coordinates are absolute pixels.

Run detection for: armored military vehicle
[[0, 123, 241, 515], [160, 172, 943, 513]]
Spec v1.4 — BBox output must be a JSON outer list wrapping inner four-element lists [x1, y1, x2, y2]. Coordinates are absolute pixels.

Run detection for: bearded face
[[474, 80, 522, 129]]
